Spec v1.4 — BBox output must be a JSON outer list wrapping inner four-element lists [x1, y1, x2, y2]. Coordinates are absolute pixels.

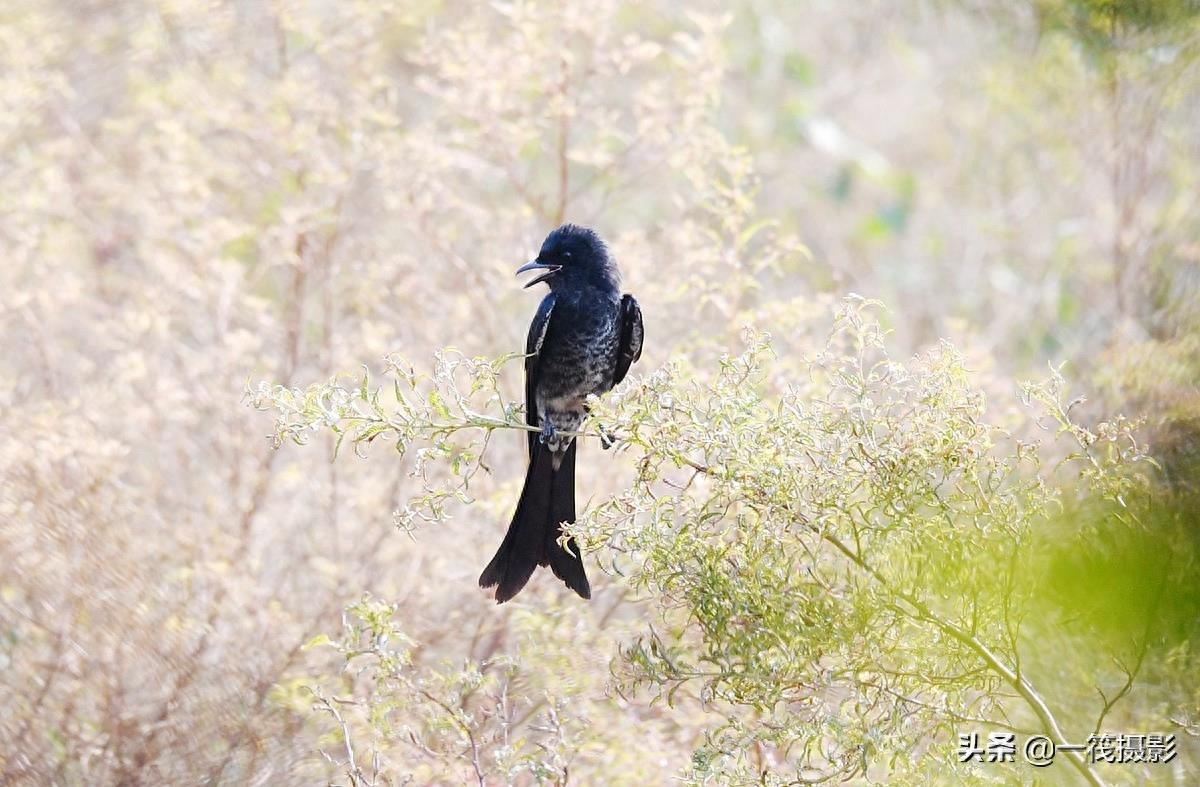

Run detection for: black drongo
[[479, 225, 644, 603]]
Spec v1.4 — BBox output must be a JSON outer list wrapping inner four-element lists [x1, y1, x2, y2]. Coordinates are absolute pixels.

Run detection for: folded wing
[[612, 293, 643, 387]]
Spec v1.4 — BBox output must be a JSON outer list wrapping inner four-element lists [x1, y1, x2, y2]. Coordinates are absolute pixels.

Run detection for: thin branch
[[553, 55, 571, 225], [1093, 554, 1167, 736], [313, 693, 367, 787], [820, 532, 1107, 787], [416, 689, 486, 787]]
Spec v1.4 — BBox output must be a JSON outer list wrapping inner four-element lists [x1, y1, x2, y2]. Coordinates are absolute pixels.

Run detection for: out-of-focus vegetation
[[255, 298, 1197, 785], [2, 0, 1199, 784]]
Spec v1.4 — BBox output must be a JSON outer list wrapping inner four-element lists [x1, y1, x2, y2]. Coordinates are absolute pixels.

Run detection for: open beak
[[515, 259, 561, 288]]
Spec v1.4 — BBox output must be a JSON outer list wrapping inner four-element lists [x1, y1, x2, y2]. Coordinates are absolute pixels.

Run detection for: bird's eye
[[563, 251, 572, 258]]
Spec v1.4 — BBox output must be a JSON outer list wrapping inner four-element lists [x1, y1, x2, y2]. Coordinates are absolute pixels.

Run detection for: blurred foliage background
[[2, 0, 1199, 784]]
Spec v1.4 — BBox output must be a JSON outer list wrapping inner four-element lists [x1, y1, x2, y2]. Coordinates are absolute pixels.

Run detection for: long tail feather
[[544, 442, 590, 599], [479, 441, 589, 603]]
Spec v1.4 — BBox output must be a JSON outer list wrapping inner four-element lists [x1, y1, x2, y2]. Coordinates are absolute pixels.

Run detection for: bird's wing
[[525, 293, 556, 457], [611, 293, 644, 386]]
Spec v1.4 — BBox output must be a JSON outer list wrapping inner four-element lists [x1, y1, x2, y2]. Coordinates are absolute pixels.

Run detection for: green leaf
[[302, 634, 332, 651], [428, 390, 451, 419]]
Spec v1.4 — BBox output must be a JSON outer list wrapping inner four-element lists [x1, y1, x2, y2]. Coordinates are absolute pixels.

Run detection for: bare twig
[[821, 532, 1107, 787], [314, 693, 368, 787], [416, 689, 486, 787]]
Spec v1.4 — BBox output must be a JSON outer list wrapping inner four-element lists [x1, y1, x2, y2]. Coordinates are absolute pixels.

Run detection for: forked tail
[[479, 441, 590, 603]]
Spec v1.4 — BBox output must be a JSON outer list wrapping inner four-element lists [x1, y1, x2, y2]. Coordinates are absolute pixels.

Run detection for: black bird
[[479, 225, 644, 603]]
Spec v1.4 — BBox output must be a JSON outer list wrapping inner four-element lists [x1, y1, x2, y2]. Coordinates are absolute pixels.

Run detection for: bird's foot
[[539, 421, 557, 445]]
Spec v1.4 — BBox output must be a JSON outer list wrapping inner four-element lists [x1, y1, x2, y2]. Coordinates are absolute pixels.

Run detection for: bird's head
[[516, 224, 618, 291]]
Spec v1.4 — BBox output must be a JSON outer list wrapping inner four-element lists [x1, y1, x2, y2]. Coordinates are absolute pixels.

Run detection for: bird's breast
[[535, 296, 621, 407]]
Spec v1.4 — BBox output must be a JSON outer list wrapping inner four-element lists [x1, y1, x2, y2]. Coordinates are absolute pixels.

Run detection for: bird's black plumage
[[479, 225, 644, 603]]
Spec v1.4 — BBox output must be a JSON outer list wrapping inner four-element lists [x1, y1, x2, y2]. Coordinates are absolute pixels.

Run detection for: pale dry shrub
[[3, 1, 1199, 785]]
